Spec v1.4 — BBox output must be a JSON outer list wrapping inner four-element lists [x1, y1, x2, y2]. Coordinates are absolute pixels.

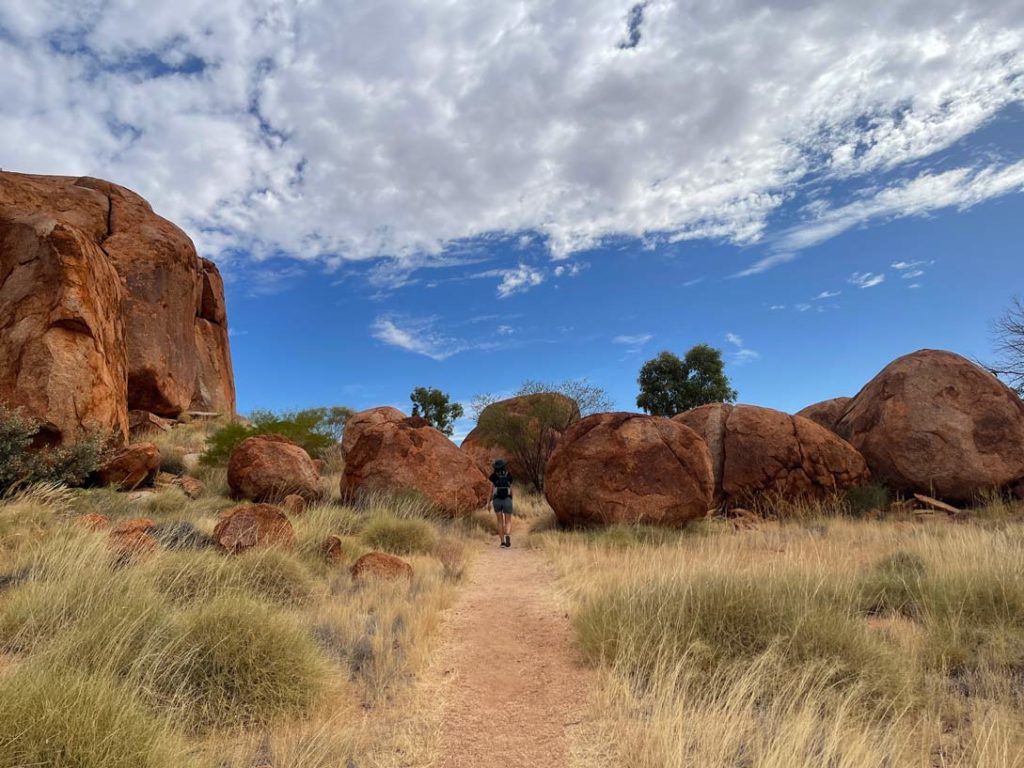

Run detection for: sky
[[1, 0, 1023, 441]]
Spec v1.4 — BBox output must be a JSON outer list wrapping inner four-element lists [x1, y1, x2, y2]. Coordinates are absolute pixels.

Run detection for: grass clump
[[0, 663, 190, 768], [148, 548, 317, 607], [361, 515, 438, 555], [843, 483, 891, 517], [857, 550, 928, 618], [575, 572, 908, 709], [161, 595, 328, 731]]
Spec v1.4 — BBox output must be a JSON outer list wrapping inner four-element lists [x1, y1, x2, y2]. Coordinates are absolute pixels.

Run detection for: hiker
[[489, 458, 514, 548]]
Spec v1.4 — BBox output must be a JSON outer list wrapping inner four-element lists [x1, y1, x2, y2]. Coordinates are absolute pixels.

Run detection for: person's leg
[[502, 512, 512, 539], [493, 510, 504, 543]]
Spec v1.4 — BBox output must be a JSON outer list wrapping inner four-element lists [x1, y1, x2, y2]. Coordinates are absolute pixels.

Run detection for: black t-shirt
[[489, 470, 513, 499]]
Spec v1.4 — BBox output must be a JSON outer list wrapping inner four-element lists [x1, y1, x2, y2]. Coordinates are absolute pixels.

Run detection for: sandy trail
[[433, 531, 593, 768]]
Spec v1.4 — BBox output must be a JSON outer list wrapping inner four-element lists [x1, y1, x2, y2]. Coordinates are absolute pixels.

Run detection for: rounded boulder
[[341, 416, 491, 514], [675, 404, 869, 505], [227, 434, 321, 502], [796, 397, 851, 432], [835, 349, 1024, 501], [544, 412, 714, 527], [97, 443, 161, 490], [212, 503, 296, 554], [341, 406, 406, 458]]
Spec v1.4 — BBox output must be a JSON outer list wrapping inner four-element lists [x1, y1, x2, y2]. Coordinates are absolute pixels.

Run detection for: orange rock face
[[0, 171, 235, 446], [675, 404, 869, 505], [341, 416, 491, 514], [213, 503, 296, 554], [544, 412, 715, 527], [0, 176, 129, 444], [460, 393, 580, 482], [351, 551, 413, 581], [835, 349, 1024, 501], [341, 406, 406, 457], [227, 434, 322, 502], [97, 443, 161, 490], [796, 397, 852, 432]]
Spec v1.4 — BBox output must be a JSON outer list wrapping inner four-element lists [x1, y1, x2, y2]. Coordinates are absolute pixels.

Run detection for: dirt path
[[433, 533, 594, 768]]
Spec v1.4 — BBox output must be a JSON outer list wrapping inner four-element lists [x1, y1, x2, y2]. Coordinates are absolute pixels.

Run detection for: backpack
[[493, 470, 512, 499]]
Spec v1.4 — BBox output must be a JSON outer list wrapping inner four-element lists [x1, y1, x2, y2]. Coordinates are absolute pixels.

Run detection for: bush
[[200, 407, 352, 466], [160, 595, 327, 730], [0, 664, 189, 768], [361, 516, 438, 555], [0, 405, 102, 493], [432, 537, 468, 582], [843, 483, 890, 517]]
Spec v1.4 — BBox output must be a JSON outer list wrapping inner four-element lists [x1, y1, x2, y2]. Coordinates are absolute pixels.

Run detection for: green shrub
[[575, 573, 908, 709], [361, 516, 438, 555], [0, 405, 103, 493], [843, 483, 891, 517], [857, 551, 928, 618], [0, 664, 189, 768], [200, 406, 352, 466], [160, 595, 327, 730]]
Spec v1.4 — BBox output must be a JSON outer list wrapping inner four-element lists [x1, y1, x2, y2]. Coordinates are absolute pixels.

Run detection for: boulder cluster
[[0, 171, 235, 446]]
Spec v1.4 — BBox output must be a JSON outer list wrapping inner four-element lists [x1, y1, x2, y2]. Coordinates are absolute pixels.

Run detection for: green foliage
[[0, 664, 189, 768], [635, 345, 737, 416], [200, 406, 352, 465], [475, 393, 579, 490], [409, 386, 463, 436], [361, 516, 439, 555], [843, 483, 891, 516], [0, 406, 102, 493]]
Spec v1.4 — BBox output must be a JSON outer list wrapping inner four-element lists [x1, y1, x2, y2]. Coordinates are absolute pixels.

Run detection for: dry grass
[[537, 501, 1024, 768], [0, 454, 478, 766]]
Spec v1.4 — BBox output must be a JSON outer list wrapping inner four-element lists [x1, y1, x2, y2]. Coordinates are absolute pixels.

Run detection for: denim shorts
[[492, 497, 513, 514]]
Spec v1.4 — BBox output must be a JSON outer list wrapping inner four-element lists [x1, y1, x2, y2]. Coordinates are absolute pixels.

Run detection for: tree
[[636, 345, 737, 416], [475, 393, 579, 491], [516, 378, 613, 416], [200, 406, 353, 466], [987, 296, 1024, 395], [410, 387, 464, 436]]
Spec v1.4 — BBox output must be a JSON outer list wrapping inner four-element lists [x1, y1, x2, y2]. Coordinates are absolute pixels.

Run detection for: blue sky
[[2, 1, 1023, 441]]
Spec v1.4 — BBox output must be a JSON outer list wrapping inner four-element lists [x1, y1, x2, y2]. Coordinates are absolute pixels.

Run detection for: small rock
[[108, 518, 157, 563], [351, 551, 413, 582], [173, 475, 205, 499], [321, 535, 347, 564], [97, 442, 161, 491], [212, 504, 296, 554], [128, 410, 174, 436]]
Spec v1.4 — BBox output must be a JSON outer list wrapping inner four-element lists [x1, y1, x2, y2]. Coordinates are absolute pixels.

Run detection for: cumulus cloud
[[0, 0, 1022, 280], [494, 264, 545, 298]]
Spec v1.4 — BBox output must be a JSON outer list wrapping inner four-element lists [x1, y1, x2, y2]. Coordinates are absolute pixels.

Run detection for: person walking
[[489, 458, 514, 548]]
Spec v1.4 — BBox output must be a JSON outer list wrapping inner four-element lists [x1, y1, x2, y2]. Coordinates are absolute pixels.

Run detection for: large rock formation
[[0, 180, 128, 443], [835, 350, 1024, 501], [460, 392, 580, 483], [544, 412, 714, 527], [675, 404, 869, 505], [341, 416, 491, 514], [341, 406, 406, 457], [796, 397, 851, 432], [0, 171, 235, 445], [227, 434, 322, 503]]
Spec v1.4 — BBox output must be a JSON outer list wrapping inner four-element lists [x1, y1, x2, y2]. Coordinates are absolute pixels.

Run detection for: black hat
[[493, 458, 507, 469]]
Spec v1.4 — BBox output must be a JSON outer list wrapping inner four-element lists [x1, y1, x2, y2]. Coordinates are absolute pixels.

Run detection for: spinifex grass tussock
[[0, 663, 193, 768], [147, 547, 319, 607], [575, 571, 909, 711], [543, 510, 1024, 768], [361, 514, 439, 555]]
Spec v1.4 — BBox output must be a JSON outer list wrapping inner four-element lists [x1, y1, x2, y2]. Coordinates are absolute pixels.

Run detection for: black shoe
[[504, 535, 511, 548], [499, 538, 508, 548]]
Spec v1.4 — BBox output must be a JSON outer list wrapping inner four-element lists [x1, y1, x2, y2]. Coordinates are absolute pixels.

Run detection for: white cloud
[[770, 304, 786, 310], [371, 316, 462, 361], [908, 283, 922, 289], [682, 277, 704, 287], [848, 271, 886, 289], [891, 260, 929, 270], [814, 290, 841, 300], [614, 333, 654, 346], [0, 0, 1020, 279], [726, 331, 759, 365], [901, 269, 925, 279], [552, 261, 587, 278], [496, 324, 515, 336], [495, 264, 545, 298]]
